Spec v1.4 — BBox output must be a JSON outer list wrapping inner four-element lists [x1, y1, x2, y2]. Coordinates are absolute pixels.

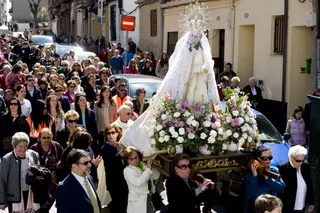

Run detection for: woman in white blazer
[[123, 146, 155, 213]]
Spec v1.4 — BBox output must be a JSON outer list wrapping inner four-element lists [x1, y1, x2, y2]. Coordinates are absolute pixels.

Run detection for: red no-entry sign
[[121, 16, 136, 31]]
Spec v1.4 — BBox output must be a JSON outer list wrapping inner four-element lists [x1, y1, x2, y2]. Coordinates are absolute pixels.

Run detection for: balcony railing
[[161, 0, 213, 8]]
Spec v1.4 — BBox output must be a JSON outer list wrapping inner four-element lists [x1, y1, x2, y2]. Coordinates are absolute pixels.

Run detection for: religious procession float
[[121, 1, 258, 176]]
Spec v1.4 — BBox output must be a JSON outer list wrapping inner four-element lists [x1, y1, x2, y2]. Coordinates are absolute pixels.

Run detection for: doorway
[[237, 25, 255, 88], [167, 31, 178, 57]]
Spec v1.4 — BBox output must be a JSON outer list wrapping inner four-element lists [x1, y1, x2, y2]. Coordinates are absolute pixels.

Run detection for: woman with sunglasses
[[100, 124, 128, 213], [0, 98, 30, 157], [166, 153, 214, 213], [245, 146, 285, 213], [123, 146, 155, 213], [278, 145, 314, 213]]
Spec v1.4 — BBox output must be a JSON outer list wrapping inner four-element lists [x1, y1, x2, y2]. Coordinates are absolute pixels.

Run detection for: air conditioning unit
[[306, 12, 316, 27]]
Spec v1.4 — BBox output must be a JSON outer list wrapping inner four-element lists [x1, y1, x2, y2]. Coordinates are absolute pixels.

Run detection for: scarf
[[136, 162, 152, 195]]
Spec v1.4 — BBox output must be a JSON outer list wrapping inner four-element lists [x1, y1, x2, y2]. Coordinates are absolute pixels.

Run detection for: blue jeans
[[112, 69, 123, 75]]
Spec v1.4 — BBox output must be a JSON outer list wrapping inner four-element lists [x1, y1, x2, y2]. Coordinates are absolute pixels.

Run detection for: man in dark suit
[[56, 149, 101, 213], [278, 145, 314, 213], [3, 47, 18, 65], [243, 77, 263, 108], [25, 74, 42, 112]]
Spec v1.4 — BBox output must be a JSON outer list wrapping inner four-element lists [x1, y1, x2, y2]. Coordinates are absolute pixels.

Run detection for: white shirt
[[113, 118, 133, 132], [251, 86, 257, 96], [71, 172, 97, 200], [289, 159, 307, 210], [20, 98, 32, 117]]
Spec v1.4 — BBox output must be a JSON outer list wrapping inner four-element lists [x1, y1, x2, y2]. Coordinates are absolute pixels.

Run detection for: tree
[[28, 0, 42, 28]]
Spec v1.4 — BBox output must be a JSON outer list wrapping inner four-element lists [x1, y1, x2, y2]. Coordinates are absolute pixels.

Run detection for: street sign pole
[[98, 0, 104, 49]]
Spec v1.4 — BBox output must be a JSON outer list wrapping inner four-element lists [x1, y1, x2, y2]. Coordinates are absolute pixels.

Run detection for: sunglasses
[[78, 161, 91, 166], [259, 156, 273, 161], [69, 86, 75, 88], [68, 119, 78, 123], [128, 156, 139, 161], [28, 79, 35, 82], [177, 164, 192, 170], [10, 102, 19, 106], [41, 137, 51, 140], [293, 157, 305, 163], [127, 113, 133, 116], [107, 131, 116, 135], [140, 91, 146, 94]]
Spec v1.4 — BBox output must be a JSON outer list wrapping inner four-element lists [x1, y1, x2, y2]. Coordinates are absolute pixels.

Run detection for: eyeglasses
[[67, 119, 78, 123], [126, 113, 133, 116], [10, 102, 19, 106], [177, 164, 192, 170], [69, 86, 75, 88], [259, 156, 273, 161], [41, 137, 51, 140], [293, 157, 305, 163], [78, 161, 91, 166], [28, 79, 35, 82], [128, 156, 139, 161], [140, 91, 146, 94], [107, 131, 116, 135]]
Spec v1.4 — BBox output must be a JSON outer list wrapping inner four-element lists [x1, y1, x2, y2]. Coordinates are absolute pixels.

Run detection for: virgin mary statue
[[121, 2, 220, 157]]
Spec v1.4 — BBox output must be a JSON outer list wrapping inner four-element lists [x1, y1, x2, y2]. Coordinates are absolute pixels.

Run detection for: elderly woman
[[245, 146, 285, 213], [0, 132, 39, 213], [278, 145, 314, 213], [166, 153, 214, 213]]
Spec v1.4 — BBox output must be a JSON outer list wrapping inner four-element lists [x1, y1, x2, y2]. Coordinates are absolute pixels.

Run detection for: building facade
[[157, 0, 313, 116], [137, 0, 162, 58], [0, 0, 7, 25], [10, 0, 48, 23]]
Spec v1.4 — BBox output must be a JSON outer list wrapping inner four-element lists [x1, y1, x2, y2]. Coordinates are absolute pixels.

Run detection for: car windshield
[[256, 114, 283, 142], [56, 45, 83, 56], [32, 36, 53, 45], [130, 82, 161, 99]]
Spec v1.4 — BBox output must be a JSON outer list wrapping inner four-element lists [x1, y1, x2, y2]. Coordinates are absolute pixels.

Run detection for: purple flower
[[211, 123, 217, 129], [178, 121, 185, 127], [186, 127, 194, 134], [231, 119, 239, 127], [181, 99, 191, 109], [163, 119, 170, 126], [174, 120, 180, 128]]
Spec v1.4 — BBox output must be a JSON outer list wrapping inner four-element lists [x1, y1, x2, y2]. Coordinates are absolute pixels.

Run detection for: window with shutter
[[273, 16, 284, 54], [150, 9, 157, 37]]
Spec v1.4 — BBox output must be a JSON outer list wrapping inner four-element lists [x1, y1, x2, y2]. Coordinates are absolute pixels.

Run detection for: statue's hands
[[202, 68, 208, 74]]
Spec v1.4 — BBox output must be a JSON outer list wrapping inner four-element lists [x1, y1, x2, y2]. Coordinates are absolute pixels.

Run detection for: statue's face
[[193, 36, 200, 45]]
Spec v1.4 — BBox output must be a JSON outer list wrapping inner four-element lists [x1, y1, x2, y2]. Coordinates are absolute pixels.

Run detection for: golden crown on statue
[[179, 1, 213, 34]]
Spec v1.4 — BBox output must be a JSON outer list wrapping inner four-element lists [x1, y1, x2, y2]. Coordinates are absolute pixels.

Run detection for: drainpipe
[[282, 0, 288, 103], [230, 0, 236, 64], [159, 0, 164, 52]]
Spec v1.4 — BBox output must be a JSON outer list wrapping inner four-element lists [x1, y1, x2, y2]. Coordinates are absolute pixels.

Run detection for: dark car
[[109, 74, 162, 99]]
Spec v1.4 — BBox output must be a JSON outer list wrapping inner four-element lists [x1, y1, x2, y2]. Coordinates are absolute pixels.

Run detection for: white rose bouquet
[[222, 88, 259, 146]]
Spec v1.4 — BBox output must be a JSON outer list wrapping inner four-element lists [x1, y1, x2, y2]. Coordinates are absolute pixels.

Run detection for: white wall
[[117, 0, 140, 46]]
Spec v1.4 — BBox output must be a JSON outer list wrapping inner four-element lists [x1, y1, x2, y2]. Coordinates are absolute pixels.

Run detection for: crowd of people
[[0, 31, 317, 213]]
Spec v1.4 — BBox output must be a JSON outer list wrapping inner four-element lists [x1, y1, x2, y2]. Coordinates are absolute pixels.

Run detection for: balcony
[[161, 0, 212, 8], [76, 0, 91, 8]]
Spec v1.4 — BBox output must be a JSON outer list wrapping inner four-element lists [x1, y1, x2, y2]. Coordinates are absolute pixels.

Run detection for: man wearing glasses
[[25, 74, 42, 112], [112, 105, 134, 132], [56, 149, 101, 213]]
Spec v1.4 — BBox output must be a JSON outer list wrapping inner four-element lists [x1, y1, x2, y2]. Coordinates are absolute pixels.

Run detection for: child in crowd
[[254, 194, 283, 213]]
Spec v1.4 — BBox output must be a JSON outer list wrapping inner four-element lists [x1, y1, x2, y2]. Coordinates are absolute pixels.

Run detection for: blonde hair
[[64, 110, 80, 120]]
